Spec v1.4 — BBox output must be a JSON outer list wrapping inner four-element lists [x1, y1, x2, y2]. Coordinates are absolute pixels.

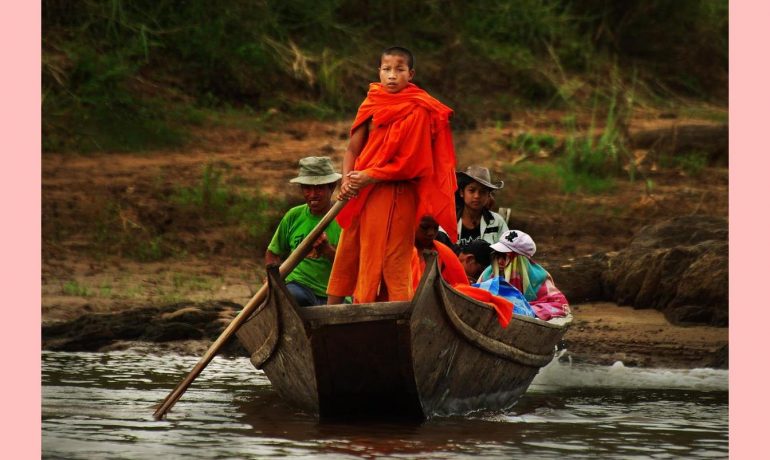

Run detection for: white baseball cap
[[490, 230, 536, 258]]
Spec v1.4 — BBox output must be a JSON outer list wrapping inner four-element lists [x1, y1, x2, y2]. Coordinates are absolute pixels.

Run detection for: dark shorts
[[286, 281, 327, 307]]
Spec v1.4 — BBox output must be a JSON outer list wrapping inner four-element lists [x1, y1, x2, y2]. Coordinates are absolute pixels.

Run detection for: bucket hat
[[457, 165, 504, 190], [490, 230, 536, 258], [289, 156, 342, 185]]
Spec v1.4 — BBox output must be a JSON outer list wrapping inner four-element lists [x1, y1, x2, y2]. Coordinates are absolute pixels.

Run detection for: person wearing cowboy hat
[[477, 229, 570, 321], [454, 165, 509, 248], [265, 156, 343, 306]]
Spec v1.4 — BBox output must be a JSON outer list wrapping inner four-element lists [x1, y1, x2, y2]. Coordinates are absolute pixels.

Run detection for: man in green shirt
[[265, 156, 342, 306]]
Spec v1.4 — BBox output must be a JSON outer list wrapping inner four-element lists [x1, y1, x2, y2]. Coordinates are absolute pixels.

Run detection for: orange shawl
[[410, 240, 470, 290], [336, 82, 458, 242], [452, 285, 513, 328]]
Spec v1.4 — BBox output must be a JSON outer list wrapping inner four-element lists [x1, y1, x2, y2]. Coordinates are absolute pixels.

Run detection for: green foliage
[[90, 199, 173, 261], [559, 76, 635, 181], [98, 282, 113, 298], [506, 160, 615, 195], [132, 236, 166, 262], [43, 0, 728, 152], [504, 132, 558, 155], [659, 151, 710, 177], [172, 163, 281, 245], [171, 273, 213, 291], [62, 280, 91, 297]]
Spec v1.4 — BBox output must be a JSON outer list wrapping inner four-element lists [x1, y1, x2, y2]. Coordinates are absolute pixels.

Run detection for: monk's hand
[[346, 171, 376, 190], [339, 177, 359, 200]]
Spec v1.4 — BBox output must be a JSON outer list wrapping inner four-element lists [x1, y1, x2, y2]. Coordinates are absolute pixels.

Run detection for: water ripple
[[42, 351, 727, 459]]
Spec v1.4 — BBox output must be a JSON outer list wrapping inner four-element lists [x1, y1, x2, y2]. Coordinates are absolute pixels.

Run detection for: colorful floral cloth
[[479, 255, 570, 321]]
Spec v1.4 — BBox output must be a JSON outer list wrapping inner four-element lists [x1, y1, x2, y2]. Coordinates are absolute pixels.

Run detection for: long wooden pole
[[153, 198, 347, 420]]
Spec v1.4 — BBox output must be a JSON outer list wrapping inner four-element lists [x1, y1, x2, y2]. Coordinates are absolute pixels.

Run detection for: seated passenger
[[410, 215, 469, 290], [478, 230, 570, 321], [455, 165, 509, 247], [458, 239, 492, 284], [265, 156, 342, 306]]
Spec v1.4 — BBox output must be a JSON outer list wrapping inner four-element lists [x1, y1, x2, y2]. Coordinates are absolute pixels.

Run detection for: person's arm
[[265, 212, 289, 266], [264, 249, 283, 266], [309, 232, 336, 262], [339, 122, 371, 200]]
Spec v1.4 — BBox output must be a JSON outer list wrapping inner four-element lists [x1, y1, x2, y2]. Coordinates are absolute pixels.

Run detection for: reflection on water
[[42, 351, 728, 459]]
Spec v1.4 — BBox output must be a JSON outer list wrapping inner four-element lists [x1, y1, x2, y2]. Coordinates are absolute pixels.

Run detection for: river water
[[42, 351, 728, 459]]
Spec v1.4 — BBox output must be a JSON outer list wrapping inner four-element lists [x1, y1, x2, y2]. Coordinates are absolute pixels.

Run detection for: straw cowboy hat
[[289, 156, 342, 185], [490, 229, 536, 258], [456, 165, 504, 190]]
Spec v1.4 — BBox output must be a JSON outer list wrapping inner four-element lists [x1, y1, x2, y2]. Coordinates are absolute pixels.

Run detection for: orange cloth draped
[[327, 181, 418, 302], [411, 240, 469, 290], [452, 285, 514, 328], [328, 82, 457, 303], [336, 82, 458, 242]]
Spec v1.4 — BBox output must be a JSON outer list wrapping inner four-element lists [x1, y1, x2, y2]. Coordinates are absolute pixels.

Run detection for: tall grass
[[172, 163, 282, 246], [81, 163, 282, 261], [43, 0, 727, 152]]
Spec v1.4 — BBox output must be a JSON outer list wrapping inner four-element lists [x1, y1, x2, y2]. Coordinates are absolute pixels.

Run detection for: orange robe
[[452, 285, 514, 328], [328, 83, 457, 303], [411, 240, 469, 291]]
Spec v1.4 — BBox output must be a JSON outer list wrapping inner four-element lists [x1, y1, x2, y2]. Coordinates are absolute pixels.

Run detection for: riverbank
[[41, 282, 728, 369]]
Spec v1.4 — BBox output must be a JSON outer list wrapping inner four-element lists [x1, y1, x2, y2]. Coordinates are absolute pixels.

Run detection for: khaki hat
[[457, 165, 504, 190], [289, 156, 342, 185], [490, 230, 536, 257]]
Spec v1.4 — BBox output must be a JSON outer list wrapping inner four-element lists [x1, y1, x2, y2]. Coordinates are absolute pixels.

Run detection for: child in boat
[[455, 165, 509, 248], [458, 238, 492, 284], [326, 46, 458, 304], [410, 215, 469, 291], [478, 229, 570, 321]]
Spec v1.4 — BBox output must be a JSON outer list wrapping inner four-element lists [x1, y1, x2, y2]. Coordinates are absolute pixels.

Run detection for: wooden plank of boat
[[236, 253, 572, 419], [410, 253, 572, 416], [236, 265, 423, 420]]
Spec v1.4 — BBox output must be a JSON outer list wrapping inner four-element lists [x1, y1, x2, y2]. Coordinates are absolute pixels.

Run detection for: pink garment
[[526, 277, 570, 321]]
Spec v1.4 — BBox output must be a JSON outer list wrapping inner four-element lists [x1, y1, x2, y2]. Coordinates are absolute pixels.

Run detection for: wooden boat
[[236, 253, 572, 420]]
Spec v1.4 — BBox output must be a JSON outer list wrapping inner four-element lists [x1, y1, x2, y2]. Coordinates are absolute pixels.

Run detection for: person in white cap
[[265, 156, 342, 306], [478, 229, 570, 321]]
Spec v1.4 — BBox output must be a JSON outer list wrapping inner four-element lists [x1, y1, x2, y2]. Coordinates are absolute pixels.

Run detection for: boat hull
[[236, 254, 571, 419]]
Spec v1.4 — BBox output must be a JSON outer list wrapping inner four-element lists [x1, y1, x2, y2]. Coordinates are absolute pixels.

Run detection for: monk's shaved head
[[381, 46, 414, 69]]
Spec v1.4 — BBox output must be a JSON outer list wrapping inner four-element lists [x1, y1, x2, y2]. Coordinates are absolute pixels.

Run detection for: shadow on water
[[235, 382, 728, 458]]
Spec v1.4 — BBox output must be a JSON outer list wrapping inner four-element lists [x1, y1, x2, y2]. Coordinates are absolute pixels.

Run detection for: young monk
[[410, 215, 468, 291], [326, 46, 457, 304]]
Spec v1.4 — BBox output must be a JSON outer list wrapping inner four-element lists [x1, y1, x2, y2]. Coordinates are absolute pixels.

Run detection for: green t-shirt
[[267, 204, 342, 297]]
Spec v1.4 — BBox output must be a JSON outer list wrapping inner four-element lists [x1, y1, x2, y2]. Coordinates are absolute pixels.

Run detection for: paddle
[[153, 198, 348, 420]]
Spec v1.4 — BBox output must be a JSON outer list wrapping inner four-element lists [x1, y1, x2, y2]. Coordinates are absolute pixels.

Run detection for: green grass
[[65, 162, 285, 262], [503, 132, 558, 155], [171, 273, 215, 292], [172, 163, 283, 247], [42, 0, 727, 153], [62, 280, 91, 297], [506, 161, 616, 195], [659, 151, 710, 177]]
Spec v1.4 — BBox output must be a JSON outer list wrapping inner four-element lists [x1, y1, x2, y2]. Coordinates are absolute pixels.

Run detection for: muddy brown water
[[42, 351, 727, 459]]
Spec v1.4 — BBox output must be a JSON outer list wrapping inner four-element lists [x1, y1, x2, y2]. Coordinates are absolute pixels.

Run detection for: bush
[[42, 0, 728, 152]]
